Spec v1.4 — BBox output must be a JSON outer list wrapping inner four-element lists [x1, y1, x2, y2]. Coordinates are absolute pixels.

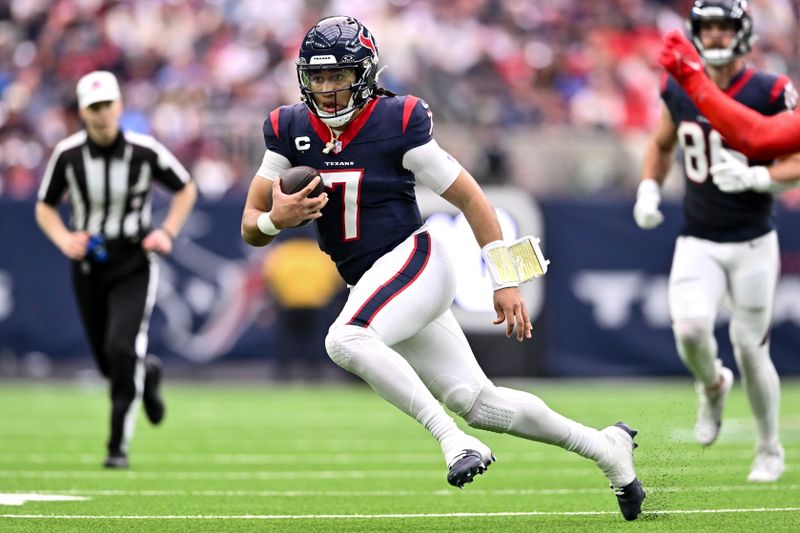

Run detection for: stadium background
[[2, 0, 800, 380]]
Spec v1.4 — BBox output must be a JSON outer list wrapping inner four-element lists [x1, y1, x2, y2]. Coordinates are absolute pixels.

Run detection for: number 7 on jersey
[[320, 169, 364, 242]]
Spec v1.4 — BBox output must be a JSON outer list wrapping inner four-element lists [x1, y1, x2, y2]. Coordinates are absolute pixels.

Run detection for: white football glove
[[711, 148, 772, 193], [633, 179, 664, 229]]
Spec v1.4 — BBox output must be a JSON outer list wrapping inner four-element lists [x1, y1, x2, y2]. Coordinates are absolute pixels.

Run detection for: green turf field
[[0, 379, 797, 532]]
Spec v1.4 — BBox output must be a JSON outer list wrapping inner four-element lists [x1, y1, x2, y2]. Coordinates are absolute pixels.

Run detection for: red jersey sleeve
[[687, 74, 800, 160]]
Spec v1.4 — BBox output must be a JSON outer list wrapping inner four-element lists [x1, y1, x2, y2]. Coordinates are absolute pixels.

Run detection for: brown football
[[277, 166, 324, 227], [279, 166, 324, 197]]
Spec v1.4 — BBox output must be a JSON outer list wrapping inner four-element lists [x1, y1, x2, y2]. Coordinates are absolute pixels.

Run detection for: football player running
[[634, 0, 797, 482], [242, 16, 644, 520]]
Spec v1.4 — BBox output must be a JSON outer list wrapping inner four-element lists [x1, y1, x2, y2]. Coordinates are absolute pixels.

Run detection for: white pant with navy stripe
[[329, 227, 490, 398], [325, 227, 608, 465]]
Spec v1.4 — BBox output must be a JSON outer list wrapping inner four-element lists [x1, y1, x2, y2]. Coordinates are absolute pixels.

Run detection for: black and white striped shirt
[[38, 130, 191, 240]]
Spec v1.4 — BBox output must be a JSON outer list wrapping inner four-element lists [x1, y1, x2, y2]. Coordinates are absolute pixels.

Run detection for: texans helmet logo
[[359, 30, 376, 54]]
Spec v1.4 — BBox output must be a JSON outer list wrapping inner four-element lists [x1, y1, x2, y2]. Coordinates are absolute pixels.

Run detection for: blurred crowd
[[1, 0, 798, 200]]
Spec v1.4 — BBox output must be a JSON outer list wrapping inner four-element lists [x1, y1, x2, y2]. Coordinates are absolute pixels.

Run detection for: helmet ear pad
[[686, 0, 754, 66], [296, 16, 381, 125]]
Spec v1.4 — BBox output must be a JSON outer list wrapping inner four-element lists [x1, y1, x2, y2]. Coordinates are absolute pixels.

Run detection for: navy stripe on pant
[[347, 232, 431, 328]]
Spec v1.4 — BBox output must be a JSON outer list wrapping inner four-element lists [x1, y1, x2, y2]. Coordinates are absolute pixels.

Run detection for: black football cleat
[[103, 452, 129, 469], [607, 422, 645, 521], [447, 449, 494, 489], [143, 355, 165, 425], [612, 478, 646, 521]]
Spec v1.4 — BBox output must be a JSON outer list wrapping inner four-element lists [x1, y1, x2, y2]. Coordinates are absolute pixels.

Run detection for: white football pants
[[669, 231, 781, 447], [325, 228, 605, 463]]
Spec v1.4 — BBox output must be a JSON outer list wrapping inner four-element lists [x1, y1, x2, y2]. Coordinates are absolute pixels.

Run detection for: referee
[[35, 71, 197, 468]]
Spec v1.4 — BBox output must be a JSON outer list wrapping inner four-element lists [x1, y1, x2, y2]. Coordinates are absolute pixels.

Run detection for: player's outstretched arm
[[685, 82, 800, 161], [440, 169, 532, 342], [659, 29, 800, 160]]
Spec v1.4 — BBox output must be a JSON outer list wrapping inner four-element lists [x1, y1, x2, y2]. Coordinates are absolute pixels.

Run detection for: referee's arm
[[35, 202, 90, 260], [161, 180, 197, 239], [35, 147, 89, 260], [142, 180, 197, 255], [142, 140, 197, 255]]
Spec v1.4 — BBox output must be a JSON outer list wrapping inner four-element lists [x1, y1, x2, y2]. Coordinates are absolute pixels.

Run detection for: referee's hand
[[142, 228, 173, 255], [57, 231, 89, 261], [59, 231, 90, 260]]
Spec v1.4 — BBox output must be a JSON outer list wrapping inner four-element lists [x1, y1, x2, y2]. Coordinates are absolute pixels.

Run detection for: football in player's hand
[[278, 166, 324, 227], [279, 166, 324, 197]]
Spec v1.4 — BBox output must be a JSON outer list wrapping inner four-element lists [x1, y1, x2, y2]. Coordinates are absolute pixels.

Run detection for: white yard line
[[0, 494, 88, 506], [2, 484, 798, 498], [2, 508, 800, 520], [0, 463, 793, 480], [0, 451, 552, 465]]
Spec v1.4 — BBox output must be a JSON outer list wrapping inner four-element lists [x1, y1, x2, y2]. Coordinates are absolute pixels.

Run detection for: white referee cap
[[76, 71, 121, 109]]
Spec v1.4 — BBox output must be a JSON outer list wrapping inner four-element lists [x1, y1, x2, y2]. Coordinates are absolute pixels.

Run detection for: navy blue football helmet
[[297, 16, 381, 127], [687, 0, 754, 66]]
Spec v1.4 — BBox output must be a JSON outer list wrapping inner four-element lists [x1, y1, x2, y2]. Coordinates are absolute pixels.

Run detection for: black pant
[[71, 241, 155, 454]]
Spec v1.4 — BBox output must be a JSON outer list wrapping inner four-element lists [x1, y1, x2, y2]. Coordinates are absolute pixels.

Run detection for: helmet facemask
[[687, 0, 754, 67], [297, 59, 377, 128]]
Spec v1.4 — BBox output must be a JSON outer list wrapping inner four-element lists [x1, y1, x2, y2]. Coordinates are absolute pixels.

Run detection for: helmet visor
[[299, 67, 359, 115]]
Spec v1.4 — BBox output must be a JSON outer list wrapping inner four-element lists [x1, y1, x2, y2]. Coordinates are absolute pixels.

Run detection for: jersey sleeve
[[37, 149, 68, 206], [401, 96, 434, 153], [263, 107, 293, 160], [150, 139, 191, 191], [402, 139, 462, 194], [255, 148, 292, 181], [686, 73, 800, 160]]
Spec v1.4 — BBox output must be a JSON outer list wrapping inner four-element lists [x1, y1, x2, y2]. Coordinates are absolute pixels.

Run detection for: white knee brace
[[325, 324, 368, 371], [463, 385, 515, 433]]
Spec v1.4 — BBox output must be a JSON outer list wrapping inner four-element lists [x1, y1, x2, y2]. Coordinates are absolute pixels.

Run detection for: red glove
[[658, 29, 704, 86]]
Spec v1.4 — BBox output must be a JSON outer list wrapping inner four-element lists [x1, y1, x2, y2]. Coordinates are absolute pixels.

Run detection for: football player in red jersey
[[241, 16, 644, 519], [638, 0, 795, 482]]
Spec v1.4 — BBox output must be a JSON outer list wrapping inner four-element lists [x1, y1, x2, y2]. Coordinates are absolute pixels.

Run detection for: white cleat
[[747, 444, 785, 482], [597, 422, 645, 521], [598, 423, 638, 489], [443, 434, 494, 468], [695, 366, 734, 446], [443, 434, 495, 489]]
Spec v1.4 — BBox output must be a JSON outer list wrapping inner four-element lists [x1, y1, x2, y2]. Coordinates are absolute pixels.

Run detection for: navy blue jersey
[[662, 68, 795, 242], [263, 95, 435, 285]]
